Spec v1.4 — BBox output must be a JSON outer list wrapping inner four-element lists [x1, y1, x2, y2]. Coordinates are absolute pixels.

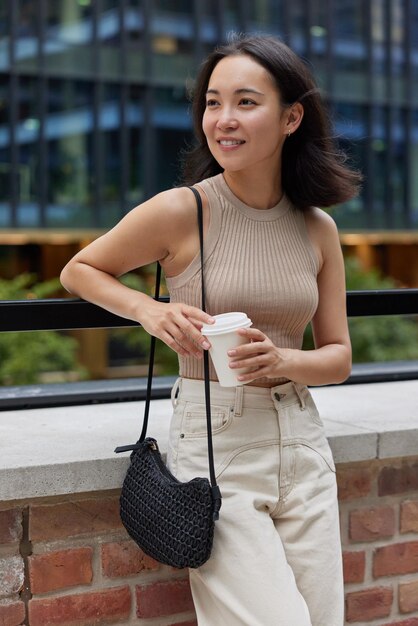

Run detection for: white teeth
[[219, 140, 243, 146]]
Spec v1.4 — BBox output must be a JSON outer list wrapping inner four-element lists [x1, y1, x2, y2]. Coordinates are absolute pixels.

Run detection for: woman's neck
[[222, 169, 283, 210]]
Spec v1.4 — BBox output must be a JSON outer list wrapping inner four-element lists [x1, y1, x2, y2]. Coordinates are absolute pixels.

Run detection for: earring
[[287, 130, 291, 138]]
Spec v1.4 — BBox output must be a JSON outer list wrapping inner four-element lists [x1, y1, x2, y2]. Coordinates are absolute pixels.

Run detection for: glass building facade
[[1, 0, 418, 233]]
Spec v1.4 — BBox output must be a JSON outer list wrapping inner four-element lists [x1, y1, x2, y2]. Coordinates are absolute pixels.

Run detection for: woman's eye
[[206, 99, 219, 107], [240, 98, 256, 106]]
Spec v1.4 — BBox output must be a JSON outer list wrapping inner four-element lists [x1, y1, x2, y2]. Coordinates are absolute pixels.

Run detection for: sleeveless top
[[165, 173, 319, 385]]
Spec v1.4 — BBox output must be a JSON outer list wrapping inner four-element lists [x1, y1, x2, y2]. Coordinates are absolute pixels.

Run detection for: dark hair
[[181, 34, 361, 210]]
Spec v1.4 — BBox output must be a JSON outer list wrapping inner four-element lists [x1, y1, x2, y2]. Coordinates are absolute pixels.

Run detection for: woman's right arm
[[60, 187, 213, 358]]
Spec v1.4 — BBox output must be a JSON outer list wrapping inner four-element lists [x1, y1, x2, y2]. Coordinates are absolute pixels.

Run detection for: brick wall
[[340, 455, 418, 626], [0, 455, 417, 626], [0, 495, 196, 626]]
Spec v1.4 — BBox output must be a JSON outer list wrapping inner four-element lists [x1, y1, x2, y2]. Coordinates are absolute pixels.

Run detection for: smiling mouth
[[218, 140, 245, 146]]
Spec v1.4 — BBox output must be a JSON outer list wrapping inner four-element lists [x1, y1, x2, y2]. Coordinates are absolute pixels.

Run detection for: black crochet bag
[[115, 187, 222, 569]]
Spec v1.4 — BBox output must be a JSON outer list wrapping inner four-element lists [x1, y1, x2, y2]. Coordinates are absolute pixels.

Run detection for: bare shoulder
[[132, 185, 208, 277], [138, 186, 199, 225], [122, 186, 202, 245], [304, 206, 338, 235], [303, 207, 341, 270]]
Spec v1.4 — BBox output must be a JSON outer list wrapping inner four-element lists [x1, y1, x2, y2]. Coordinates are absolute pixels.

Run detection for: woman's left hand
[[228, 327, 285, 383]]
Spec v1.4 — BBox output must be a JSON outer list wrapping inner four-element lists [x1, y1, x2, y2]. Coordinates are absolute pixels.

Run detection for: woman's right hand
[[139, 299, 214, 358]]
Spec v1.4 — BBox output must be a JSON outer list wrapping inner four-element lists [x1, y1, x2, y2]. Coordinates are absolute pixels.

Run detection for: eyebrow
[[206, 88, 265, 96]]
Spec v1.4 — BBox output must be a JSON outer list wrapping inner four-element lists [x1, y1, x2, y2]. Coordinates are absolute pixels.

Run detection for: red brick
[[29, 497, 123, 541], [401, 500, 418, 533], [28, 586, 131, 626], [101, 541, 159, 578], [399, 579, 418, 613], [374, 542, 418, 577], [136, 579, 194, 619], [28, 547, 93, 594], [349, 506, 395, 542], [378, 462, 418, 496], [0, 556, 24, 596], [337, 467, 372, 501], [383, 617, 418, 626], [345, 587, 393, 622], [343, 551, 366, 584], [0, 599, 26, 626], [0, 510, 22, 545]]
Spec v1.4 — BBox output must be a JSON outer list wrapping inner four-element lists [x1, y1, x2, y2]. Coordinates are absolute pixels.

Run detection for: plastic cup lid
[[201, 312, 252, 336]]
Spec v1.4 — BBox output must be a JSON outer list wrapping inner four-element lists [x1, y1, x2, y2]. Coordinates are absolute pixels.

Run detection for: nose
[[216, 108, 238, 131]]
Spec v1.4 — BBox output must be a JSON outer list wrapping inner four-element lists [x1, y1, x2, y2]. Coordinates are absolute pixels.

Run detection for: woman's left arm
[[228, 209, 352, 386]]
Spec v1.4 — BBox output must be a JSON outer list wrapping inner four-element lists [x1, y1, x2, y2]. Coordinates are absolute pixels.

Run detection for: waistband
[[171, 377, 309, 413]]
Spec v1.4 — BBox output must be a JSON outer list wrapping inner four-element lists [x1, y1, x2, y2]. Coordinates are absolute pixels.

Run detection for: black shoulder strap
[[115, 187, 222, 520], [188, 187, 221, 518]]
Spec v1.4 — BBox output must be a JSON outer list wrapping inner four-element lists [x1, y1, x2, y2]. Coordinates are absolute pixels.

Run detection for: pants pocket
[[302, 442, 336, 473], [181, 402, 232, 438]]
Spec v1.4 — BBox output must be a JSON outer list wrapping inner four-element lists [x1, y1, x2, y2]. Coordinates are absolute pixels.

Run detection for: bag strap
[[190, 187, 221, 519], [115, 187, 222, 520]]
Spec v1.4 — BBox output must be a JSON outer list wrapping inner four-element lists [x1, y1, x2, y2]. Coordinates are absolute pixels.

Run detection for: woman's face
[[202, 54, 289, 177]]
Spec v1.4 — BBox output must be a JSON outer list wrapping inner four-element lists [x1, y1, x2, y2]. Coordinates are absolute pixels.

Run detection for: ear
[[285, 102, 304, 135]]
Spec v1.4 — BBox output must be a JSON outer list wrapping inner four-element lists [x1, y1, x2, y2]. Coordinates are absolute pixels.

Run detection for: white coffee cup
[[201, 312, 252, 387]]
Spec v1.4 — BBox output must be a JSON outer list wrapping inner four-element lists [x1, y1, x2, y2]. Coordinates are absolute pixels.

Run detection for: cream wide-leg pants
[[167, 378, 344, 626]]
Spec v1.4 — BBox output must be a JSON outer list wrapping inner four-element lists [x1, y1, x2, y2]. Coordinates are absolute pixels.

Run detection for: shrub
[[0, 274, 85, 385], [303, 257, 418, 363]]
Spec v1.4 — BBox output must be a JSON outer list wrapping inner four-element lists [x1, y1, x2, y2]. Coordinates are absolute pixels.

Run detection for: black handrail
[[1, 289, 418, 332], [1, 290, 418, 410]]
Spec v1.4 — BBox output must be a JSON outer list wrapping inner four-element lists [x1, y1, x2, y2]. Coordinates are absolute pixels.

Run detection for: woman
[[61, 35, 360, 626]]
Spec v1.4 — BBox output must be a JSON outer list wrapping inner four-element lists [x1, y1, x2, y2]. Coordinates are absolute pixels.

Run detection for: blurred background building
[[0, 0, 418, 285]]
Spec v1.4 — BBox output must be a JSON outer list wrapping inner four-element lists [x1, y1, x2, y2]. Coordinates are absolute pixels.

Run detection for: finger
[[184, 306, 215, 325], [228, 341, 266, 359], [161, 323, 202, 357], [237, 327, 265, 340], [160, 330, 190, 356], [237, 366, 269, 383], [187, 316, 211, 331], [167, 325, 205, 357], [176, 317, 211, 350], [230, 354, 267, 370]]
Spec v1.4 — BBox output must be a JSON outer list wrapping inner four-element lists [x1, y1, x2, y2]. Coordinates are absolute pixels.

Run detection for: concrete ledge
[[1, 380, 418, 502]]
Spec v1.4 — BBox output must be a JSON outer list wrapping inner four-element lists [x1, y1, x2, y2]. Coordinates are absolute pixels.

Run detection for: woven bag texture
[[119, 437, 215, 569]]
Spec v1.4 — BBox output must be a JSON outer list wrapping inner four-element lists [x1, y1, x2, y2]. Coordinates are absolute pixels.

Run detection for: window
[[154, 86, 192, 191], [46, 79, 94, 227], [0, 0, 9, 71], [43, 0, 94, 79], [334, 1, 368, 103], [151, 1, 194, 86], [333, 102, 367, 230], [16, 76, 41, 226], [0, 73, 10, 226]]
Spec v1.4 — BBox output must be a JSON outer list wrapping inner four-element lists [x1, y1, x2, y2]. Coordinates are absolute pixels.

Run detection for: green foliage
[[0, 273, 62, 300], [303, 257, 418, 363], [0, 331, 83, 385], [344, 257, 394, 290], [5, 257, 414, 386], [345, 257, 418, 362], [0, 274, 85, 385]]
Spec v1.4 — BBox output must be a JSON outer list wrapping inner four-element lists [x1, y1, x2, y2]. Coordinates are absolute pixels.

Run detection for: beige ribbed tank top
[[166, 174, 319, 385]]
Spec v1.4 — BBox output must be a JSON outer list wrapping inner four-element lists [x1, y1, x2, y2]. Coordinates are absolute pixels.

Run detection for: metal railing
[[1, 289, 418, 410]]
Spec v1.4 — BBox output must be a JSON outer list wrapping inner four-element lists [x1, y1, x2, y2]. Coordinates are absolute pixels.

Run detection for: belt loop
[[234, 385, 244, 417], [171, 377, 182, 407], [292, 382, 306, 410]]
